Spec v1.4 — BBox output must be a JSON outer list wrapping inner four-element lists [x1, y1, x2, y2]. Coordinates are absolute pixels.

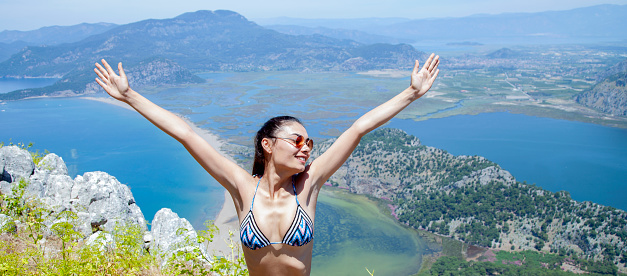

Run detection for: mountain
[[576, 59, 627, 116], [259, 5, 627, 44], [486, 48, 526, 59], [0, 58, 205, 100], [0, 23, 118, 63], [253, 17, 412, 30], [0, 23, 118, 45], [263, 25, 412, 44], [0, 10, 425, 80], [374, 4, 627, 43], [0, 41, 28, 62]]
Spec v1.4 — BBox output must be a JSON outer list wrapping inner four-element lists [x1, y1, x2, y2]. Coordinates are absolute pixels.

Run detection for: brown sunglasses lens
[[294, 136, 313, 149]]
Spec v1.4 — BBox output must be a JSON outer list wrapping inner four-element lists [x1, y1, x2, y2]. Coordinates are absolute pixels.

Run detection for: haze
[[1, 0, 627, 31]]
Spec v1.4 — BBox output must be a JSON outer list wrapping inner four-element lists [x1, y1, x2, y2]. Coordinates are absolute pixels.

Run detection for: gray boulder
[[27, 153, 70, 199], [71, 171, 147, 235], [0, 146, 35, 183], [150, 208, 204, 266]]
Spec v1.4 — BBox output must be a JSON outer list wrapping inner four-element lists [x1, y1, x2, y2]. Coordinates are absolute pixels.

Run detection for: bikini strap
[[250, 177, 262, 211], [292, 175, 300, 206]]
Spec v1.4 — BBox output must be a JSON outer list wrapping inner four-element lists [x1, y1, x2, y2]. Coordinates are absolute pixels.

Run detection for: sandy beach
[[81, 96, 241, 255]]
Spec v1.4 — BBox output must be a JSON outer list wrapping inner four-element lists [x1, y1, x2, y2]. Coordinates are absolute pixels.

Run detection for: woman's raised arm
[[308, 53, 440, 188], [94, 59, 248, 194]]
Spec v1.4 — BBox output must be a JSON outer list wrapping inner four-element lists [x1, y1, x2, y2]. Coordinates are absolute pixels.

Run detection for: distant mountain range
[[0, 23, 118, 62], [0, 10, 425, 78], [261, 4, 627, 44], [0, 23, 118, 45]]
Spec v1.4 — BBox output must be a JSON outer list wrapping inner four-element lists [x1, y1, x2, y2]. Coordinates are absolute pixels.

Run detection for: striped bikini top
[[240, 176, 314, 250]]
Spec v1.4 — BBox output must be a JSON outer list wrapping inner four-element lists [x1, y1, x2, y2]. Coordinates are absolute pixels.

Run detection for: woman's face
[[266, 122, 311, 173]]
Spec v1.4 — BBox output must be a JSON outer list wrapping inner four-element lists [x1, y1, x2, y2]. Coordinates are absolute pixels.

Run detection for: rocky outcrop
[[0, 145, 207, 265], [1, 146, 147, 235]]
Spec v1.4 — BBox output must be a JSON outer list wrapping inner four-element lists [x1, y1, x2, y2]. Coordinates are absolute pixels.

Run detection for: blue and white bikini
[[240, 177, 314, 250]]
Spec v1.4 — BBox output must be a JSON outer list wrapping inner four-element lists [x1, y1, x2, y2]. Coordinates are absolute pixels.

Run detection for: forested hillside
[[312, 128, 627, 272]]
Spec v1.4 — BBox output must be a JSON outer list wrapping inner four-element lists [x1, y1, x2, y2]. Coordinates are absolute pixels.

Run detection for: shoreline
[[81, 96, 240, 254]]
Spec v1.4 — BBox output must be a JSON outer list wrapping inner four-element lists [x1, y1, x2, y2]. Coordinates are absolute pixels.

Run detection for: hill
[[576, 59, 627, 116], [0, 10, 425, 79], [0, 58, 205, 100], [311, 128, 627, 273]]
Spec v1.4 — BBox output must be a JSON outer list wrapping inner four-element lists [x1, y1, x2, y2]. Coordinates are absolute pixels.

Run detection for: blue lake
[[389, 114, 627, 211]]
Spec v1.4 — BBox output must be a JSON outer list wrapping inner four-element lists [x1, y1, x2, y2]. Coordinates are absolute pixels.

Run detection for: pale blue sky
[[1, 0, 627, 31]]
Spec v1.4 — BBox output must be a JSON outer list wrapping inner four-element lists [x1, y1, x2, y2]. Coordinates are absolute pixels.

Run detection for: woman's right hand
[[94, 59, 131, 102]]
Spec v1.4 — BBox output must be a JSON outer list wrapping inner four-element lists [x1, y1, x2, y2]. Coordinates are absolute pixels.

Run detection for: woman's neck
[[261, 166, 294, 200]]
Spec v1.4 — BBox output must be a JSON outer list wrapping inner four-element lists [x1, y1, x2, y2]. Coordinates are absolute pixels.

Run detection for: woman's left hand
[[409, 53, 440, 99]]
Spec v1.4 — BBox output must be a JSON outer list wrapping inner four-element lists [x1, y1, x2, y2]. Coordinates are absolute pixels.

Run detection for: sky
[[1, 0, 627, 31]]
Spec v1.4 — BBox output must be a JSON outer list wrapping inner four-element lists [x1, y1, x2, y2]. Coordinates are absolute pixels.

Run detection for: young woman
[[94, 53, 439, 276]]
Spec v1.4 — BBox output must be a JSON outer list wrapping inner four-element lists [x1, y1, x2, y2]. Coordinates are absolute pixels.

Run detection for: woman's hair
[[252, 116, 302, 176]]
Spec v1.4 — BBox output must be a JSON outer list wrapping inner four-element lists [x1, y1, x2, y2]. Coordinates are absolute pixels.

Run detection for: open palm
[[94, 59, 131, 101], [410, 53, 440, 98]]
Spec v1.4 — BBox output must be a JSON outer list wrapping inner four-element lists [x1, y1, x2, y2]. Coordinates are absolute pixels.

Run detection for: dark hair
[[252, 116, 302, 176]]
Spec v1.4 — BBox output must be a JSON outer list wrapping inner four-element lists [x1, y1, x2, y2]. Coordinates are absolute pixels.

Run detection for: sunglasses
[[270, 134, 314, 150]]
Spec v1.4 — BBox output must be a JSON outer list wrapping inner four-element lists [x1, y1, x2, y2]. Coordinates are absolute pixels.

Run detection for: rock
[[0, 180, 10, 196], [16, 153, 70, 200], [37, 175, 75, 210], [36, 153, 68, 175], [71, 171, 147, 235], [0, 146, 35, 183], [85, 231, 114, 251], [0, 214, 17, 233], [453, 165, 516, 188], [0, 147, 157, 254], [143, 232, 153, 250], [150, 208, 204, 266]]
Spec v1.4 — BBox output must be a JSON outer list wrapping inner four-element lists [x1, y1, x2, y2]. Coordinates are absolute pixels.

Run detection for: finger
[[422, 53, 435, 70], [94, 68, 109, 82], [428, 55, 439, 72], [93, 68, 107, 82], [95, 63, 108, 78], [95, 78, 107, 90], [430, 69, 440, 82], [118, 62, 127, 79], [412, 60, 420, 75], [101, 59, 116, 76]]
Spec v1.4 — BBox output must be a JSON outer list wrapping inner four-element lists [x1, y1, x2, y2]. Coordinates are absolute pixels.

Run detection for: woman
[[93, 53, 439, 276]]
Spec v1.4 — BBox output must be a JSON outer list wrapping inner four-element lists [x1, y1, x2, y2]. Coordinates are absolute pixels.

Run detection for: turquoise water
[[0, 98, 223, 227], [388, 114, 627, 211]]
